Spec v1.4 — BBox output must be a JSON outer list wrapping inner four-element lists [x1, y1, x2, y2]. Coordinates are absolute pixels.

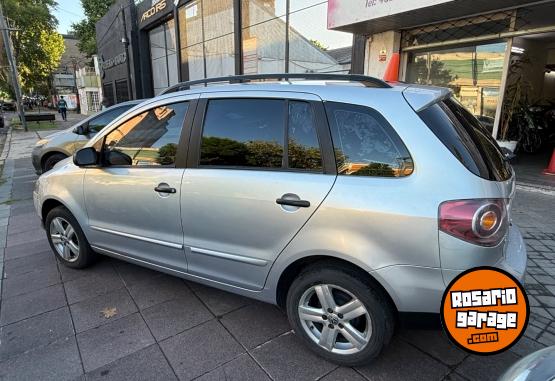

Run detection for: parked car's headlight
[[35, 139, 49, 147]]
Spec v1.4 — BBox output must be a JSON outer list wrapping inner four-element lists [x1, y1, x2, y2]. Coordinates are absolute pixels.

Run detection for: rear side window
[[288, 101, 322, 171], [199, 98, 323, 172], [325, 102, 413, 177], [200, 99, 285, 168], [418, 97, 511, 181]]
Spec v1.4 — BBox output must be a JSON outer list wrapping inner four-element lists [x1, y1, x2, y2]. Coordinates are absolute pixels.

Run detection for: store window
[[179, 0, 235, 81], [149, 19, 179, 95], [406, 42, 507, 121]]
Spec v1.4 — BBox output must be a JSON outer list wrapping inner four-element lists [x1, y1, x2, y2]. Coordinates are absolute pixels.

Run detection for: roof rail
[[160, 73, 391, 94]]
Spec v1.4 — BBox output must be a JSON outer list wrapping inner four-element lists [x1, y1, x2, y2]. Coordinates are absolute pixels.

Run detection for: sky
[[52, 0, 85, 35]]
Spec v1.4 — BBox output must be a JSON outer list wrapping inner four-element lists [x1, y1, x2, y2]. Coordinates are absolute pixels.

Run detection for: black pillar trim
[[233, 0, 243, 75], [284, 0, 290, 73], [351, 34, 366, 74]]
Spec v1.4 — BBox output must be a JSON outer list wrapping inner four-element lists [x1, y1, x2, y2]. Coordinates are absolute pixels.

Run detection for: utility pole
[[0, 3, 27, 131]]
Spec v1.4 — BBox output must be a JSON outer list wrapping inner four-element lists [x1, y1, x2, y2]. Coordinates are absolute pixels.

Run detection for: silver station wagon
[[34, 74, 527, 365]]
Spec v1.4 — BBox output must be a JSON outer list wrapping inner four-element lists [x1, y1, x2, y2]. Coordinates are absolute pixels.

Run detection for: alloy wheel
[[298, 284, 372, 355], [49, 216, 80, 262]]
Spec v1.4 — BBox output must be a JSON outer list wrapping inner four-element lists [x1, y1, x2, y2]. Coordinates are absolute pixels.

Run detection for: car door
[[83, 95, 198, 271], [180, 91, 336, 290]]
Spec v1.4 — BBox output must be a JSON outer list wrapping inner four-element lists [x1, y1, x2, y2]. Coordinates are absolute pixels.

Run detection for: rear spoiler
[[402, 85, 452, 113]]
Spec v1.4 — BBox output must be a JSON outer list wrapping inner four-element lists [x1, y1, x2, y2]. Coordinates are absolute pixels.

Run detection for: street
[[0, 127, 553, 381]]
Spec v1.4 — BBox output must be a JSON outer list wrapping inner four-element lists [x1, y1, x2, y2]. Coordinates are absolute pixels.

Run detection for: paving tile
[[128, 274, 190, 310], [1, 265, 60, 298], [6, 228, 47, 247], [455, 351, 520, 381], [114, 261, 162, 287], [0, 337, 83, 381], [188, 281, 252, 316], [59, 259, 115, 282], [320, 367, 365, 381], [142, 292, 212, 341], [70, 288, 138, 333], [0, 284, 67, 326], [356, 337, 450, 381], [400, 329, 467, 366], [77, 313, 155, 372], [2, 250, 56, 277], [6, 215, 42, 235], [510, 336, 546, 357], [64, 266, 125, 304], [85, 344, 176, 381], [160, 319, 244, 381], [537, 295, 555, 308], [251, 332, 336, 381], [0, 307, 74, 362], [220, 302, 291, 349], [196, 353, 270, 381], [4, 238, 50, 260]]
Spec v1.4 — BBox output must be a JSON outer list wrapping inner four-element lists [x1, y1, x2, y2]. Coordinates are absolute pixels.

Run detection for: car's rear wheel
[[42, 153, 67, 172], [286, 264, 394, 366], [45, 206, 96, 268]]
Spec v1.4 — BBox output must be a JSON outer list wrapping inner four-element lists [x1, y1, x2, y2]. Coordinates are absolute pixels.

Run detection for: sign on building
[[327, 0, 455, 29]]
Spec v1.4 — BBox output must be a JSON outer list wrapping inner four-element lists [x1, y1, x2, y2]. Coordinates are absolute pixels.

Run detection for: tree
[[72, 0, 115, 56], [310, 39, 328, 51], [1, 0, 64, 94]]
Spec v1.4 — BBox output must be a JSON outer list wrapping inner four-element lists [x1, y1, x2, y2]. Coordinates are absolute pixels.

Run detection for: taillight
[[439, 199, 508, 247]]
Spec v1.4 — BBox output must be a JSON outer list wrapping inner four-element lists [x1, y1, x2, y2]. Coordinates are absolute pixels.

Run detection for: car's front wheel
[[42, 153, 67, 173], [286, 264, 394, 366], [45, 206, 96, 268]]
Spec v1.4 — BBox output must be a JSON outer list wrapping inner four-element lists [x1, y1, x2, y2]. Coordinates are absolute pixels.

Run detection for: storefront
[[328, 0, 555, 142], [97, 0, 359, 100]]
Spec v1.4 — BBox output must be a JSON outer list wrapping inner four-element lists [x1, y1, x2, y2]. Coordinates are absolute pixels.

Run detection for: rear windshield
[[418, 97, 512, 181]]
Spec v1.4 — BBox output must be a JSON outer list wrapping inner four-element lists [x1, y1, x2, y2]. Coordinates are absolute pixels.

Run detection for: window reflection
[[104, 103, 189, 166], [327, 103, 413, 177], [288, 101, 322, 171]]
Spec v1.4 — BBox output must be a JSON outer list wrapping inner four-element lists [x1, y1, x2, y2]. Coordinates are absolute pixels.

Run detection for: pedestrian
[[58, 96, 68, 121]]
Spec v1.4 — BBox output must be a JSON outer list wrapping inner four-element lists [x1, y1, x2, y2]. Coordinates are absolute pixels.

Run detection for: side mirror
[[74, 123, 89, 135], [73, 147, 98, 167]]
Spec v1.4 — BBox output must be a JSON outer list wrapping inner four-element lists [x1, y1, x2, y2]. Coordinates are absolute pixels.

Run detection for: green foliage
[[71, 0, 115, 55], [310, 39, 328, 51], [1, 0, 64, 94]]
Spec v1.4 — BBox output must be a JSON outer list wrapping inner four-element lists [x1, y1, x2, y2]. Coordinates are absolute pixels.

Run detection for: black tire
[[286, 263, 395, 366], [42, 153, 67, 173], [45, 206, 97, 268]]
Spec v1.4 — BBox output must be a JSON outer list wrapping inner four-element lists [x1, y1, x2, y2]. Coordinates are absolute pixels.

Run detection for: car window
[[288, 101, 322, 172], [200, 99, 285, 168], [418, 97, 511, 181], [88, 104, 136, 134], [325, 102, 413, 177], [103, 102, 188, 166]]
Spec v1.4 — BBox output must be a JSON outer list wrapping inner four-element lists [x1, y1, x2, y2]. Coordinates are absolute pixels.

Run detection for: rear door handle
[[154, 184, 176, 194], [276, 198, 310, 208]]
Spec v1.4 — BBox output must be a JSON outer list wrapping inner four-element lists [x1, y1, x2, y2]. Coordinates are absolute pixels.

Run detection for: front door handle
[[276, 198, 310, 208], [154, 184, 176, 194]]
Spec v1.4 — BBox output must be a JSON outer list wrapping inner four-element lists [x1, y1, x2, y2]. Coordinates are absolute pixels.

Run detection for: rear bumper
[[375, 224, 527, 314], [493, 224, 527, 282]]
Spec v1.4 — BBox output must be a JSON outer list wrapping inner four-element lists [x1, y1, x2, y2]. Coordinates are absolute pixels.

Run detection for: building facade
[[96, 0, 357, 103], [328, 0, 555, 139]]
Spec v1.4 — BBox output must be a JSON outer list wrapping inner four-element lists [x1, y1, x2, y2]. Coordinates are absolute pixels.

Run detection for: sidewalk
[[0, 129, 554, 380]]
